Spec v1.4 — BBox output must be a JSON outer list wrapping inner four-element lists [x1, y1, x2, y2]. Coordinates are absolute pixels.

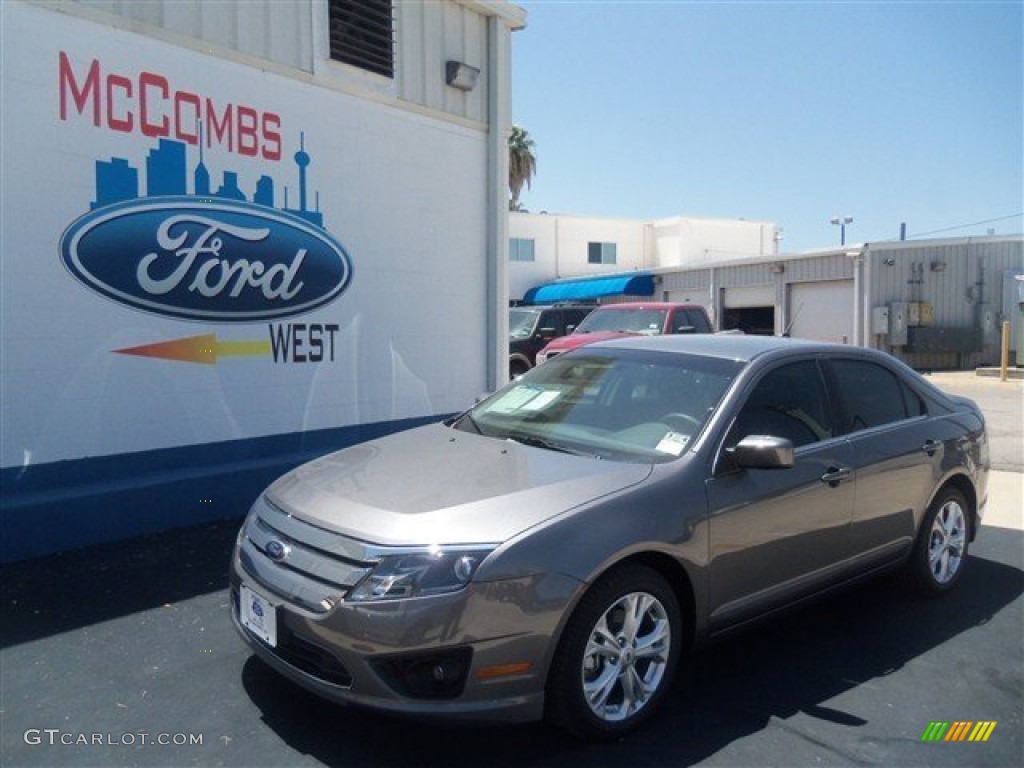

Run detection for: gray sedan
[[230, 335, 989, 740]]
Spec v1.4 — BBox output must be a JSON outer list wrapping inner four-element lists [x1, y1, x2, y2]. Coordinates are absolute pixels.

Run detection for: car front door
[[705, 358, 855, 632]]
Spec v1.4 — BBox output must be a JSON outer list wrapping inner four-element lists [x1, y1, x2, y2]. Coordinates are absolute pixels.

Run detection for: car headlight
[[347, 547, 494, 602]]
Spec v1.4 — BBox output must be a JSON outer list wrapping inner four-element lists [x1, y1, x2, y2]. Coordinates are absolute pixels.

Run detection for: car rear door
[[705, 358, 855, 632], [825, 358, 940, 568]]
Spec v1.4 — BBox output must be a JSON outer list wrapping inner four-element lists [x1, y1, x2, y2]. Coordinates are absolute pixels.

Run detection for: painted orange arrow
[[114, 334, 271, 364]]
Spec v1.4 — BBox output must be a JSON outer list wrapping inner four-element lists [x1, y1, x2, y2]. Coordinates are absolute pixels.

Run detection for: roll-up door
[[788, 280, 855, 343]]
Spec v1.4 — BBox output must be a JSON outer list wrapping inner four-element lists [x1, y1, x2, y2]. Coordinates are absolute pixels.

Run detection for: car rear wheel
[[906, 486, 970, 596], [546, 564, 681, 740]]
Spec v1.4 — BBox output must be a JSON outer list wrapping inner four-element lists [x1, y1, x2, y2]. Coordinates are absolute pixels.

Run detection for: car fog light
[[371, 648, 473, 700]]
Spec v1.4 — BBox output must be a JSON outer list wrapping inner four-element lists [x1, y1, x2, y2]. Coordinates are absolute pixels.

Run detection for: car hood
[[265, 423, 652, 546]]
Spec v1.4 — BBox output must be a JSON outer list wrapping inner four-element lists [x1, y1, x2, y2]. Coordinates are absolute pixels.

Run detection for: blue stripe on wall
[[0, 415, 442, 563]]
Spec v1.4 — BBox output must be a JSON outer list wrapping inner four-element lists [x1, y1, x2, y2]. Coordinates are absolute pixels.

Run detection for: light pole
[[831, 216, 853, 246]]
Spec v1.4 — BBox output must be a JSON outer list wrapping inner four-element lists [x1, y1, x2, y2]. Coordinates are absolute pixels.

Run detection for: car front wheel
[[906, 486, 971, 596], [546, 564, 682, 740]]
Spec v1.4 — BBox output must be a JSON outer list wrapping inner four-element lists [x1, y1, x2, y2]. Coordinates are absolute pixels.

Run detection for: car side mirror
[[537, 327, 558, 340], [729, 435, 795, 469]]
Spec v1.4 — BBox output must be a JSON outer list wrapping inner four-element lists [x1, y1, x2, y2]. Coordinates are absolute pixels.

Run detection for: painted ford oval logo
[[59, 197, 352, 322], [265, 539, 289, 561]]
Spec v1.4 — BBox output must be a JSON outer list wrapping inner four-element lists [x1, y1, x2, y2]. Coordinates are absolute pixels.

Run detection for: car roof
[[591, 302, 703, 311], [514, 303, 594, 310], [587, 333, 868, 363]]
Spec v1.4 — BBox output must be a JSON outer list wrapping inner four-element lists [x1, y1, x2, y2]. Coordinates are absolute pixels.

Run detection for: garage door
[[788, 280, 855, 343]]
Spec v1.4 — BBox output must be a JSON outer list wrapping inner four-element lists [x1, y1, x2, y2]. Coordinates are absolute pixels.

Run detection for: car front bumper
[[229, 550, 580, 723]]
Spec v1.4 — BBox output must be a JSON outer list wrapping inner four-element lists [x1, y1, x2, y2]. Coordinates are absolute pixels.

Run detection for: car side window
[[830, 360, 915, 433], [729, 360, 833, 448], [686, 309, 711, 333], [901, 380, 927, 417], [565, 309, 588, 332]]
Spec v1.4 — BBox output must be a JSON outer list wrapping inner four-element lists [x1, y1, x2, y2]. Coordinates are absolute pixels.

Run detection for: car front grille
[[238, 497, 374, 613]]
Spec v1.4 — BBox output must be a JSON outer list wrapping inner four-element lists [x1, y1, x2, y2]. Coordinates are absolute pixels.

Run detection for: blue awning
[[523, 273, 655, 304]]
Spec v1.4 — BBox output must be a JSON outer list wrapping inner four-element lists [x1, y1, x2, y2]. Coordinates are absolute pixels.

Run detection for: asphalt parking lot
[[2, 373, 1021, 767]]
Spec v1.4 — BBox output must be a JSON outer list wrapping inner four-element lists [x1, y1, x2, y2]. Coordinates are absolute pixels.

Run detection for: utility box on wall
[[889, 302, 909, 346], [871, 306, 890, 336], [1003, 271, 1024, 360], [907, 301, 934, 327]]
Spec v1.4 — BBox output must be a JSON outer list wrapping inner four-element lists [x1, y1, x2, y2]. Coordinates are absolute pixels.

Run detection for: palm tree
[[508, 125, 536, 211]]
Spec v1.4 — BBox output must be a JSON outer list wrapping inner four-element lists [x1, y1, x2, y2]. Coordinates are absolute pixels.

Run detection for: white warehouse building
[[512, 209, 1023, 371]]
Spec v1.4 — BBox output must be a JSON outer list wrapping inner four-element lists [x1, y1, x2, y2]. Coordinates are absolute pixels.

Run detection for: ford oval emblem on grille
[[265, 539, 289, 561]]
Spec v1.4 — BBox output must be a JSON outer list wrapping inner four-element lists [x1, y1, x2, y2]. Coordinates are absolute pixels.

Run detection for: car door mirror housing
[[730, 435, 795, 469]]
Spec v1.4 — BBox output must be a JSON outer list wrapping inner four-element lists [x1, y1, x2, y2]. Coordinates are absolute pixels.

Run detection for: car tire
[[545, 564, 682, 740], [509, 360, 530, 379], [905, 486, 971, 597]]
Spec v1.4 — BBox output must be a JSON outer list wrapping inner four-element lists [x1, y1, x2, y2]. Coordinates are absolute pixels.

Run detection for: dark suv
[[509, 304, 594, 378]]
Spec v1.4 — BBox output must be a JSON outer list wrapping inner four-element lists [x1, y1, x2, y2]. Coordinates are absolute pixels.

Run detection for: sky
[[510, 1, 1024, 254]]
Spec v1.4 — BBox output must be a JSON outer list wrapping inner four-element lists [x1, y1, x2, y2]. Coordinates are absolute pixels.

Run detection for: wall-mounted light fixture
[[769, 262, 785, 274], [930, 260, 947, 273], [446, 61, 480, 91], [883, 257, 896, 266]]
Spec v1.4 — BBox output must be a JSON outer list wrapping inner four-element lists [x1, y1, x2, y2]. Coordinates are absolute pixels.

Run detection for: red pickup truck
[[536, 302, 713, 363]]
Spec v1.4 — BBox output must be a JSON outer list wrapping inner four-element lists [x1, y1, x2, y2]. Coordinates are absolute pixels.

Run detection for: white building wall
[[2, 0, 511, 468], [653, 216, 781, 267], [508, 212, 651, 300], [509, 212, 773, 302], [0, 0, 524, 560]]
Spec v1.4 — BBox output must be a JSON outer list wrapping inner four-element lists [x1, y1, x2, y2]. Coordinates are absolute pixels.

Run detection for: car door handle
[[820, 466, 853, 488], [921, 439, 942, 457]]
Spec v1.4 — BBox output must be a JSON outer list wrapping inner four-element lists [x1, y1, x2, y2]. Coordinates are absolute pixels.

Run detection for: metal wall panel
[[661, 270, 711, 293], [397, 0, 488, 123], [72, 0, 314, 71], [69, 0, 493, 121], [866, 239, 1024, 369], [785, 253, 854, 283]]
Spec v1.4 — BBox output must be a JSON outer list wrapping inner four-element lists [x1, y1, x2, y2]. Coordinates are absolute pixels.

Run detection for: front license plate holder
[[240, 583, 278, 647]]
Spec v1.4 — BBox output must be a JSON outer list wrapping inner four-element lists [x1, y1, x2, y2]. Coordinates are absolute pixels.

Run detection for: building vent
[[328, 0, 394, 79]]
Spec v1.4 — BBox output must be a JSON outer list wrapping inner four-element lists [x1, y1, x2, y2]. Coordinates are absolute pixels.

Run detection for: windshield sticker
[[489, 385, 560, 414], [656, 431, 690, 456]]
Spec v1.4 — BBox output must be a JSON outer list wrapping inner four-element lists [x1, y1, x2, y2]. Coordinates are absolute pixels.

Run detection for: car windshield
[[509, 309, 540, 339], [574, 308, 668, 335], [453, 349, 742, 463]]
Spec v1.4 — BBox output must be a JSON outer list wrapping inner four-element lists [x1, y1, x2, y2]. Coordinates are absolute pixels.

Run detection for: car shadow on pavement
[[240, 544, 1023, 767], [0, 518, 241, 649]]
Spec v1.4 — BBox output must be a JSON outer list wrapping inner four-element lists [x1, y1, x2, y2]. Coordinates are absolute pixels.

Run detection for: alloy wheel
[[928, 498, 967, 584], [580, 591, 672, 722]]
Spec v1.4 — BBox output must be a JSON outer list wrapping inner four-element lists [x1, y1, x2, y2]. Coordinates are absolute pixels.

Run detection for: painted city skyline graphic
[[91, 132, 324, 228], [61, 129, 354, 336]]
